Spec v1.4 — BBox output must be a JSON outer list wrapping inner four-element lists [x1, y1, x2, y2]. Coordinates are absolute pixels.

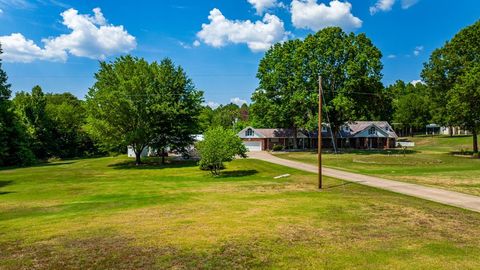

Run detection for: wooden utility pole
[[318, 76, 323, 189]]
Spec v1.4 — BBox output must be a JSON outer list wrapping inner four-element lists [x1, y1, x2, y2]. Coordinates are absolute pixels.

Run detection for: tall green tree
[[422, 19, 480, 147], [86, 56, 203, 165], [0, 43, 34, 166], [45, 93, 98, 157], [13, 86, 55, 159], [392, 83, 431, 136], [447, 65, 480, 153], [251, 27, 384, 147]]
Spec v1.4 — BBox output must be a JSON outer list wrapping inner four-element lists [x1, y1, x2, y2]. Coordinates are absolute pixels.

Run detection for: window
[[368, 127, 376, 135], [321, 126, 327, 132], [246, 128, 254, 137]]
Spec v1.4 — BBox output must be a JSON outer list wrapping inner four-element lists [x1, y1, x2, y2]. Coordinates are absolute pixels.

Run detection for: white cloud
[[193, 40, 201, 47], [231, 97, 248, 106], [0, 8, 136, 63], [413, 46, 424, 56], [369, 0, 395, 15], [291, 0, 362, 32], [179, 41, 192, 49], [196, 8, 287, 52], [401, 0, 419, 9], [410, 79, 425, 85], [0, 33, 66, 62], [205, 101, 220, 109], [247, 0, 279, 15], [387, 54, 396, 59], [0, 8, 3, 14]]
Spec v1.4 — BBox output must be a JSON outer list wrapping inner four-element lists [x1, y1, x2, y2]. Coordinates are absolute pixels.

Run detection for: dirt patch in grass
[[0, 236, 277, 270]]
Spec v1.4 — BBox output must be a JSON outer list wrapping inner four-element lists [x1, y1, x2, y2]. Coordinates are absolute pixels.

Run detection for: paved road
[[249, 151, 480, 213]]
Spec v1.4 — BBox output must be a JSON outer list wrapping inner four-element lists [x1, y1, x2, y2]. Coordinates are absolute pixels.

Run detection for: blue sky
[[0, 0, 479, 107]]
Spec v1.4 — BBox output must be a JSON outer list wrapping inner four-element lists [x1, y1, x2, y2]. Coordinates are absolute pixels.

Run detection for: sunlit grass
[[1, 156, 480, 269], [274, 135, 480, 196]]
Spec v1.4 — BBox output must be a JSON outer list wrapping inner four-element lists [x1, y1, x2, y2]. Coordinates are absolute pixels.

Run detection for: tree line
[[1, 19, 479, 167], [251, 21, 480, 153]]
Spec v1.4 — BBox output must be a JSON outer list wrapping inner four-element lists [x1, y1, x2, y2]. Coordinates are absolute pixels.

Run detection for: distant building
[[127, 135, 204, 158], [237, 121, 398, 152]]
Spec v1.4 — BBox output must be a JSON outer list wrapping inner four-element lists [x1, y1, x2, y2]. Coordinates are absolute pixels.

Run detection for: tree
[[0, 43, 34, 166], [422, 19, 480, 140], [86, 56, 203, 165], [447, 65, 480, 153], [251, 39, 308, 148], [196, 127, 247, 176], [45, 93, 98, 158], [392, 83, 431, 136], [251, 27, 384, 147], [13, 86, 55, 159]]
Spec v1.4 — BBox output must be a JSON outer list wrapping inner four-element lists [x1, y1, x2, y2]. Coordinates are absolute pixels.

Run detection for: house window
[[246, 128, 254, 137], [369, 127, 376, 135], [321, 126, 327, 132]]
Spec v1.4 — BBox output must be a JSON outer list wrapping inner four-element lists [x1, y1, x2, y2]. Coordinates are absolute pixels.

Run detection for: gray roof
[[238, 122, 398, 139]]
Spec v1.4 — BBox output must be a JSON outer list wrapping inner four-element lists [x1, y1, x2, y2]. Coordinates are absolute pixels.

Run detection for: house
[[237, 128, 309, 151], [237, 121, 398, 152]]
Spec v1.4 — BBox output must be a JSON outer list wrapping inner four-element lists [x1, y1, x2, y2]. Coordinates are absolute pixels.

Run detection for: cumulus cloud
[[231, 97, 248, 106], [0, 33, 67, 62], [369, 0, 395, 15], [291, 0, 362, 32], [410, 79, 425, 85], [193, 40, 201, 47], [0, 8, 136, 63], [247, 0, 279, 15], [369, 0, 419, 14], [413, 46, 424, 56], [205, 101, 220, 109], [196, 8, 287, 52]]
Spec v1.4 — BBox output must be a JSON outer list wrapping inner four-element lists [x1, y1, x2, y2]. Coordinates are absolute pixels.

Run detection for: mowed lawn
[[2, 157, 480, 269], [275, 135, 480, 196]]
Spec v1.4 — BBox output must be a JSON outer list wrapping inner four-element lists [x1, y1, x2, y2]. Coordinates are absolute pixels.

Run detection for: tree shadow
[[0, 180, 14, 196], [0, 161, 75, 171], [109, 159, 197, 170], [217, 170, 259, 178], [323, 181, 355, 190]]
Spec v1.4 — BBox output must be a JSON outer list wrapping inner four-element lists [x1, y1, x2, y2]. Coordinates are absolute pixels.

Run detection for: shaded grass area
[[1, 156, 480, 269], [274, 135, 480, 196]]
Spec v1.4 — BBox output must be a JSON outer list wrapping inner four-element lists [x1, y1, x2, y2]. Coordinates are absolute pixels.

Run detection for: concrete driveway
[[249, 151, 480, 213]]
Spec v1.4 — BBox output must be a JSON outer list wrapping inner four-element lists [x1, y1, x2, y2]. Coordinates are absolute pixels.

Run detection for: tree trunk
[[135, 152, 142, 166], [473, 129, 478, 154], [410, 126, 414, 137], [293, 126, 298, 149], [449, 125, 453, 137], [161, 148, 166, 164]]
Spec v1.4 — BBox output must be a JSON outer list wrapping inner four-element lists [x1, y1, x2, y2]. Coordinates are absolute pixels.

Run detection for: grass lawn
[[2, 156, 480, 269], [274, 135, 480, 196]]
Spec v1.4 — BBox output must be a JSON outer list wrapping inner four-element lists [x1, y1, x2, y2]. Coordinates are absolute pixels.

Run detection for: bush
[[196, 127, 247, 176], [272, 145, 284, 152], [473, 153, 480, 159]]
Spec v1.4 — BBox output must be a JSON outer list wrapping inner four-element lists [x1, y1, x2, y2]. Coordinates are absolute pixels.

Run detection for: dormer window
[[246, 128, 254, 137], [369, 127, 376, 135]]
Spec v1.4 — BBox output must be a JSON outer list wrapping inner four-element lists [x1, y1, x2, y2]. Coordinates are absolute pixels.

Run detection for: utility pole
[[318, 76, 323, 189]]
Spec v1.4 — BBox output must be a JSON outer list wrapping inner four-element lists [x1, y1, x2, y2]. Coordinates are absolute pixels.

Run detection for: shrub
[[196, 127, 247, 176], [272, 145, 284, 152]]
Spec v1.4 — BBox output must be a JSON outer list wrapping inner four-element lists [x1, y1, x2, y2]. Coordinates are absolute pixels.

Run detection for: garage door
[[244, 141, 262, 152]]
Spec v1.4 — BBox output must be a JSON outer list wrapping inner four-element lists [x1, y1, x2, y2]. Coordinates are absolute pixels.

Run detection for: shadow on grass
[[301, 149, 418, 156], [218, 170, 259, 178], [109, 158, 197, 170], [0, 161, 75, 171], [0, 180, 14, 195], [323, 181, 355, 190]]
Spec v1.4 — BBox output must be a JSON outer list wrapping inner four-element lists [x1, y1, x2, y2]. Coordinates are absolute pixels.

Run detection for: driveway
[[249, 151, 480, 213]]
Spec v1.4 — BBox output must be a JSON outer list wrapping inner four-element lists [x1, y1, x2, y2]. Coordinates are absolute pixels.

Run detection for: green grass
[[2, 156, 480, 269], [274, 135, 480, 196]]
